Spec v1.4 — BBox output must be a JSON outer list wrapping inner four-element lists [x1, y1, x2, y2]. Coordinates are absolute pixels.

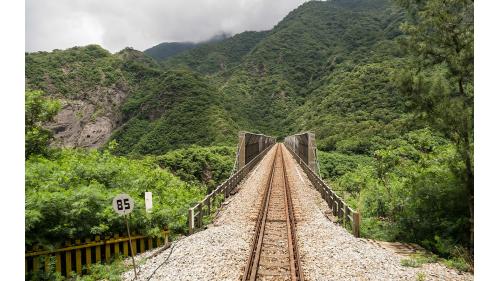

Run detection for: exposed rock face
[[46, 86, 128, 148]]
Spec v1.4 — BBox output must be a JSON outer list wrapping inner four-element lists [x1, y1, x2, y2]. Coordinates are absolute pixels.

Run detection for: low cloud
[[26, 0, 308, 53]]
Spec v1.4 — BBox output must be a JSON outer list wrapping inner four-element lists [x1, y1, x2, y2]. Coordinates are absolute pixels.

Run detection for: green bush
[[25, 148, 205, 247], [326, 129, 470, 262], [76, 257, 127, 281], [155, 145, 235, 189]]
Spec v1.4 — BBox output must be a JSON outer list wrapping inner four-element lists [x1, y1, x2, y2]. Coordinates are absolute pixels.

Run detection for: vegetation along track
[[242, 144, 304, 281]]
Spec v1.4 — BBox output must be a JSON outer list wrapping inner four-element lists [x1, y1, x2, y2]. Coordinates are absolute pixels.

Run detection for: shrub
[[25, 148, 205, 247]]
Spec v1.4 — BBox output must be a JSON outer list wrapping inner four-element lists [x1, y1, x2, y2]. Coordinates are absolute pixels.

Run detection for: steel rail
[[242, 144, 303, 281], [242, 145, 278, 281], [282, 146, 305, 281]]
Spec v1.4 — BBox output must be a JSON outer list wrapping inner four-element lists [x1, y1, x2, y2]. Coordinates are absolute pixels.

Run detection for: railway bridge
[[187, 131, 359, 281], [120, 131, 472, 281]]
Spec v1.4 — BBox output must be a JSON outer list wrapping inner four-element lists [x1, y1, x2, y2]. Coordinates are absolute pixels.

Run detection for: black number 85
[[117, 199, 130, 210]]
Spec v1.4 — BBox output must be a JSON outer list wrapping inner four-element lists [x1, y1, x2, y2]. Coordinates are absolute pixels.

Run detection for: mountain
[[110, 68, 237, 155], [25, 46, 236, 152], [163, 31, 268, 74], [158, 0, 407, 146], [25, 0, 407, 154], [144, 32, 232, 62], [25, 45, 148, 148], [144, 42, 197, 61]]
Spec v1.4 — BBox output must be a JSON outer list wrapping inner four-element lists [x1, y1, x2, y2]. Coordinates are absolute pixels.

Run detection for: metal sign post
[[112, 194, 137, 279]]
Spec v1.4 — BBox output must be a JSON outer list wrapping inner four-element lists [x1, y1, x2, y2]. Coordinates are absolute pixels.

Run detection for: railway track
[[242, 144, 304, 281]]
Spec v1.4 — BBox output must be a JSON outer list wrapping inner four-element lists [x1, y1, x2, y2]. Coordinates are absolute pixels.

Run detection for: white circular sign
[[112, 194, 134, 215]]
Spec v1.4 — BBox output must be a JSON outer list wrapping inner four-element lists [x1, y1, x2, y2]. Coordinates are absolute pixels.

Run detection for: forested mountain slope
[[162, 31, 268, 74], [25, 46, 237, 152], [25, 46, 145, 148], [111, 69, 237, 155], [160, 0, 407, 139], [144, 33, 232, 62], [144, 42, 197, 61]]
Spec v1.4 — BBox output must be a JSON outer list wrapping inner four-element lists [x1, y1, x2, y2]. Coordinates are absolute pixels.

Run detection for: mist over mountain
[[144, 32, 233, 62]]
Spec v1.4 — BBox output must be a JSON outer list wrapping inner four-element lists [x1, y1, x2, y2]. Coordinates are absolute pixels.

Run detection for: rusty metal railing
[[284, 143, 360, 237], [188, 144, 274, 234]]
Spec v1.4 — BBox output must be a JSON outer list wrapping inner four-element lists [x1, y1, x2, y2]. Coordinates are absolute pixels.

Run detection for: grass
[[415, 272, 426, 281], [75, 256, 128, 281], [400, 252, 472, 273], [400, 253, 439, 268]]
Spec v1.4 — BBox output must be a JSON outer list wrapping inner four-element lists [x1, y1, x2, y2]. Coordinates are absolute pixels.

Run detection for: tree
[[25, 90, 60, 158], [395, 0, 473, 253]]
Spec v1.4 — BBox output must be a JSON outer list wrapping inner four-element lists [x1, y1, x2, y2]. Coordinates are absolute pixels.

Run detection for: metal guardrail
[[188, 144, 274, 234], [284, 143, 360, 237]]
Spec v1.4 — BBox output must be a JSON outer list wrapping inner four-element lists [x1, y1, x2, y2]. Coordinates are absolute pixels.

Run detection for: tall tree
[[25, 90, 60, 158], [395, 0, 473, 253]]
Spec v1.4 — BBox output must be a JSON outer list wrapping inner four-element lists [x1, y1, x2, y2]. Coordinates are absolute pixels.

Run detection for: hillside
[[163, 31, 268, 74], [156, 0, 407, 140], [111, 69, 237, 155], [25, 45, 143, 148], [144, 42, 197, 61], [25, 46, 237, 152]]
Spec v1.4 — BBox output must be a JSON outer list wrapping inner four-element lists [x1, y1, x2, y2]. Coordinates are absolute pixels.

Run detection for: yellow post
[[95, 236, 101, 263], [123, 239, 129, 257], [131, 238, 137, 256], [140, 238, 145, 253], [33, 256, 40, 273], [156, 237, 161, 247], [75, 240, 82, 275], [85, 238, 92, 270], [114, 234, 120, 257], [65, 241, 72, 277], [32, 246, 40, 273], [105, 239, 111, 262], [55, 253, 61, 273], [44, 255, 50, 272], [148, 238, 153, 250], [164, 231, 168, 245]]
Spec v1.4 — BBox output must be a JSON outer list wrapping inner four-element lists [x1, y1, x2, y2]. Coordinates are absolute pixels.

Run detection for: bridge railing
[[284, 141, 360, 237], [284, 132, 319, 173], [188, 143, 274, 234], [236, 132, 276, 171]]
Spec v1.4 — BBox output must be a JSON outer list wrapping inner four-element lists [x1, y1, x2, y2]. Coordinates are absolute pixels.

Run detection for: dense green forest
[[25, 0, 473, 276], [144, 42, 197, 61]]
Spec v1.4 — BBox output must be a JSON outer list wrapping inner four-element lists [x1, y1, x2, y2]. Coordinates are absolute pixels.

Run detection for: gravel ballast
[[123, 144, 473, 280]]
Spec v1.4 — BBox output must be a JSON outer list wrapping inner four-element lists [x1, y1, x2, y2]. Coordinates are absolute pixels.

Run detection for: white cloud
[[26, 0, 308, 53]]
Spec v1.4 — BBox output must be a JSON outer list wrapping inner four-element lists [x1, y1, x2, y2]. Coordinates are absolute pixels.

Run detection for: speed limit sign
[[112, 193, 137, 278], [112, 194, 134, 215]]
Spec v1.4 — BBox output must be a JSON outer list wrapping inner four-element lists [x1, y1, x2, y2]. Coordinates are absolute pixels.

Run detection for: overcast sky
[[26, 0, 308, 53]]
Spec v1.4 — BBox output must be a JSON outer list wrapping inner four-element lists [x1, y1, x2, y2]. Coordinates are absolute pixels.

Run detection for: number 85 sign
[[112, 194, 135, 215]]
